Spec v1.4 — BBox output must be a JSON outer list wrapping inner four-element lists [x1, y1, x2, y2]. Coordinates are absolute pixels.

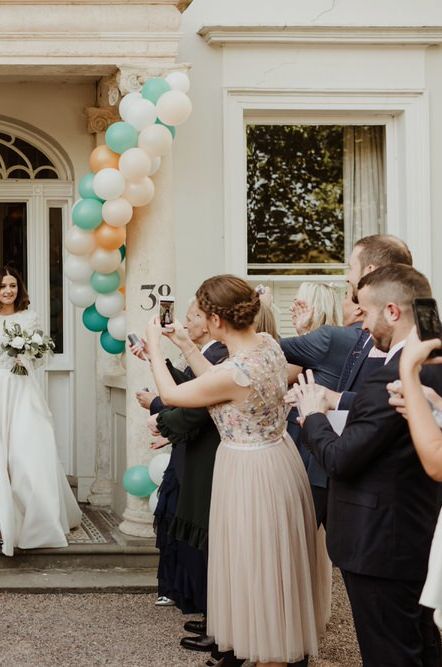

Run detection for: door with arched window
[[0, 120, 75, 473]]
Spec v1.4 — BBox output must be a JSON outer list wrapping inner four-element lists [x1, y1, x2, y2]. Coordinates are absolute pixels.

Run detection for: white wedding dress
[[420, 508, 442, 629], [0, 309, 82, 556]]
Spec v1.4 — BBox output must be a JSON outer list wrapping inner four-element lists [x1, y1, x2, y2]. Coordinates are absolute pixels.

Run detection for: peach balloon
[[95, 222, 126, 251], [89, 145, 120, 173], [119, 286, 126, 295]]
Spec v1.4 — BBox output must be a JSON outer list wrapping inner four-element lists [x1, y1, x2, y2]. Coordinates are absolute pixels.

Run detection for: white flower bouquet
[[1, 321, 55, 375]]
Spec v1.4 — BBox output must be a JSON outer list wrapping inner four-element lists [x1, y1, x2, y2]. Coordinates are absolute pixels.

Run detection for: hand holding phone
[[412, 298, 442, 357], [127, 333, 148, 361], [159, 297, 175, 329]]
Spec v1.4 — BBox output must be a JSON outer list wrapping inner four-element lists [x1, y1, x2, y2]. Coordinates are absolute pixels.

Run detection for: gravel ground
[[0, 569, 361, 666]]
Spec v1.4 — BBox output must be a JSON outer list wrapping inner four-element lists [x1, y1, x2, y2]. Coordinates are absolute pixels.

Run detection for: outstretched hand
[[290, 298, 313, 335], [285, 369, 328, 424]]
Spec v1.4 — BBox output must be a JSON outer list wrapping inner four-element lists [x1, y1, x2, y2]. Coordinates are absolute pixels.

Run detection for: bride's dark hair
[[0, 265, 30, 312], [196, 274, 260, 330]]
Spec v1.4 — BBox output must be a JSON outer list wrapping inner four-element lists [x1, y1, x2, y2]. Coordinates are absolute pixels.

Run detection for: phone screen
[[160, 297, 175, 328], [413, 298, 442, 341]]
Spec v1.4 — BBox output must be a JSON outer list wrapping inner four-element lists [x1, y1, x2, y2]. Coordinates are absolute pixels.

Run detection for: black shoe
[[183, 619, 207, 635], [180, 634, 215, 652]]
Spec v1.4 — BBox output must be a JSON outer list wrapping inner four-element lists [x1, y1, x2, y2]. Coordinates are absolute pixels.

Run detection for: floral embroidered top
[[0, 309, 39, 371], [209, 333, 288, 447]]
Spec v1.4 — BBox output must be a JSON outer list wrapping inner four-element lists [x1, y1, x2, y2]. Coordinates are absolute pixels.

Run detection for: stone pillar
[[86, 77, 121, 507]]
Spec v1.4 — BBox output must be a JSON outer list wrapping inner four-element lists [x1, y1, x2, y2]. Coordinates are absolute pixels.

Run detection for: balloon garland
[[123, 452, 171, 509], [65, 71, 192, 355]]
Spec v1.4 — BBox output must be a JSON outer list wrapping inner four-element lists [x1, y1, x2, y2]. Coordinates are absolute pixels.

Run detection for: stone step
[[0, 567, 158, 593]]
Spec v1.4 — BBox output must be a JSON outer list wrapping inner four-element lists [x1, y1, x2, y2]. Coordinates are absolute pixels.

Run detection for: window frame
[[223, 89, 431, 283]]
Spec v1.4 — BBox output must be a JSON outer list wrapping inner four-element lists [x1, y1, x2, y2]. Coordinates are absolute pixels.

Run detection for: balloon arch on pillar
[[64, 71, 192, 506]]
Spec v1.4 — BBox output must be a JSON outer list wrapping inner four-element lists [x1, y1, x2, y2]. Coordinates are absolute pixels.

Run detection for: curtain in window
[[343, 126, 386, 258]]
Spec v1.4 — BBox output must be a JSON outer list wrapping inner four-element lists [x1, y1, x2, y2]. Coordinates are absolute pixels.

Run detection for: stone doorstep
[[0, 567, 158, 593]]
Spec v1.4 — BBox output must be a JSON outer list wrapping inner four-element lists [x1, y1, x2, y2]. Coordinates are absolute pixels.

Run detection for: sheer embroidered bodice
[[209, 333, 288, 446], [0, 309, 39, 371]]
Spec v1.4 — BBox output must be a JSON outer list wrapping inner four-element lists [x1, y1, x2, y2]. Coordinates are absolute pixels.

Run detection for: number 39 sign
[[141, 283, 172, 311]]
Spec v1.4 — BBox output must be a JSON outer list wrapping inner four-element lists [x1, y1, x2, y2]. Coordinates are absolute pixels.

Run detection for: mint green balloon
[[82, 305, 108, 332], [155, 118, 176, 139], [72, 198, 103, 230], [91, 271, 120, 294], [123, 465, 156, 496], [100, 330, 126, 355], [141, 78, 171, 104], [79, 172, 103, 201], [105, 122, 139, 154]]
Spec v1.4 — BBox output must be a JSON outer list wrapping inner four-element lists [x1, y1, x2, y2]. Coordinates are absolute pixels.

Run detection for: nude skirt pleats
[[207, 434, 331, 664]]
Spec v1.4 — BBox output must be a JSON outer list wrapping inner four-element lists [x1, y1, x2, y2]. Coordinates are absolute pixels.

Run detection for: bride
[[0, 265, 82, 556]]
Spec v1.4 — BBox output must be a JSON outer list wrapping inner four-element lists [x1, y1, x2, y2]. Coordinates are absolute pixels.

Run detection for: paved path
[[0, 570, 361, 666]]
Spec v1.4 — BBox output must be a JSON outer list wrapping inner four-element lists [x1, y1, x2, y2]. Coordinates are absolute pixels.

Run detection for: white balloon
[[165, 71, 190, 93], [119, 91, 142, 121], [102, 197, 133, 227], [148, 156, 161, 176], [69, 282, 96, 308], [123, 177, 155, 207], [107, 310, 127, 341], [90, 247, 121, 273], [65, 254, 93, 282], [93, 168, 125, 201], [119, 148, 152, 182], [125, 98, 157, 131], [148, 487, 158, 514], [95, 291, 125, 318], [148, 453, 171, 486], [156, 90, 192, 127], [138, 125, 172, 157], [65, 226, 96, 256]]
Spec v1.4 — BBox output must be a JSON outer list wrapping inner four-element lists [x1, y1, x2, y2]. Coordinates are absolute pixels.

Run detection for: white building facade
[[1, 0, 442, 537]]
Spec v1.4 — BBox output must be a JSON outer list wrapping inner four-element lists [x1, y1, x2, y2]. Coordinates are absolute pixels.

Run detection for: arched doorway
[[0, 118, 75, 474]]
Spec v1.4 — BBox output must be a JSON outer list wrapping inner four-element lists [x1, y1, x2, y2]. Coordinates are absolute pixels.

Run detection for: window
[[246, 124, 386, 276]]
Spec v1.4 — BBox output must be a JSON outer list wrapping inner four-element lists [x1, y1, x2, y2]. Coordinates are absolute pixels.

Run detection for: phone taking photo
[[412, 298, 442, 357], [159, 297, 175, 329], [127, 332, 142, 347]]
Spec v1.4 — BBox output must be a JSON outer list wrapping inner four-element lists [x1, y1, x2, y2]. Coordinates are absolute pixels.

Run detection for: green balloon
[[100, 330, 126, 355], [141, 77, 171, 104], [119, 244, 126, 261], [79, 172, 103, 201], [105, 121, 139, 154], [155, 118, 176, 139], [72, 198, 103, 230], [91, 271, 120, 294], [123, 465, 156, 497], [82, 305, 108, 332]]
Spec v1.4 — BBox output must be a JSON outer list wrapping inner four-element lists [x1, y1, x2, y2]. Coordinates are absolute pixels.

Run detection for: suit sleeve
[[280, 328, 329, 367], [302, 375, 402, 479], [156, 406, 212, 444], [337, 391, 357, 410]]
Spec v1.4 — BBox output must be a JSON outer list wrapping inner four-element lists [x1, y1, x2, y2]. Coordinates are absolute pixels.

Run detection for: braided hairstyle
[[196, 274, 260, 331]]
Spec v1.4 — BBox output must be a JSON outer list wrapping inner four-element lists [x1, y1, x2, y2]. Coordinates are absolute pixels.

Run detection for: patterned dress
[[207, 333, 331, 663]]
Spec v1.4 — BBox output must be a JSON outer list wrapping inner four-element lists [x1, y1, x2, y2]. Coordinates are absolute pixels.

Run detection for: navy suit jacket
[[302, 353, 442, 580], [337, 337, 386, 410], [280, 324, 361, 487]]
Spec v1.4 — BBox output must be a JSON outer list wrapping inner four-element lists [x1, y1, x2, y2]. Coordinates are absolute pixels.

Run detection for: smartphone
[[412, 298, 442, 357], [159, 297, 175, 329], [127, 332, 142, 347]]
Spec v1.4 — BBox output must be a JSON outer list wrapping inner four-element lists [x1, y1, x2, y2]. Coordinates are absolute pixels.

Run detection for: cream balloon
[[64, 254, 93, 282], [156, 90, 192, 126], [148, 156, 161, 176], [107, 310, 127, 341], [125, 98, 157, 131], [118, 91, 142, 121], [69, 282, 97, 308], [148, 487, 158, 513], [93, 168, 126, 201], [123, 177, 155, 207], [95, 291, 125, 318], [102, 197, 133, 227], [90, 247, 122, 273], [138, 125, 172, 157], [165, 71, 190, 93], [119, 148, 152, 182], [148, 453, 171, 486], [65, 226, 96, 256]]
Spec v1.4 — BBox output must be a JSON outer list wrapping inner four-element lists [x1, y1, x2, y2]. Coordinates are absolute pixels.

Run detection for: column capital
[[85, 106, 120, 134], [116, 63, 191, 95]]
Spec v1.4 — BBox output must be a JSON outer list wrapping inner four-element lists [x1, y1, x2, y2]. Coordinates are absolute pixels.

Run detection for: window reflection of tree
[[1, 203, 27, 282], [49, 208, 63, 353]]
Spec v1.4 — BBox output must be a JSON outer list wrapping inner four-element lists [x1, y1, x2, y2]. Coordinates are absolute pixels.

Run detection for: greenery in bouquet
[[1, 321, 55, 375]]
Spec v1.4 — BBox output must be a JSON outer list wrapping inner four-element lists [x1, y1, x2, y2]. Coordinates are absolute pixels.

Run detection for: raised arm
[[160, 320, 211, 377], [399, 327, 442, 481]]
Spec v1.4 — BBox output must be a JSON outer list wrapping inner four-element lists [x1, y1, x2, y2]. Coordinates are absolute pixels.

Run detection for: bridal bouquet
[[1, 321, 55, 375]]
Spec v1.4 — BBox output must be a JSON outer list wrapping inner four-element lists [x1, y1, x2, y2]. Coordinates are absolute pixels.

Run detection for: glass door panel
[[49, 207, 64, 353], [0, 202, 27, 281]]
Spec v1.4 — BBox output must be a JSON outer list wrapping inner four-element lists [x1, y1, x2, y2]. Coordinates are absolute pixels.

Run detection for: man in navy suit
[[295, 264, 442, 667]]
